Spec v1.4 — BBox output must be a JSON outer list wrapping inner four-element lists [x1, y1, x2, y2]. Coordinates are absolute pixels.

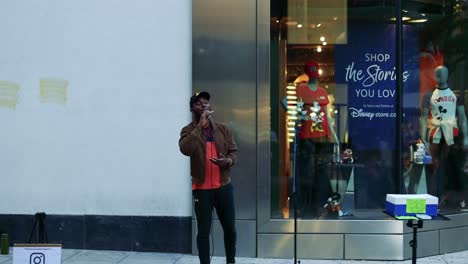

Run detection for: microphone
[[203, 107, 213, 119], [207, 111, 213, 119]]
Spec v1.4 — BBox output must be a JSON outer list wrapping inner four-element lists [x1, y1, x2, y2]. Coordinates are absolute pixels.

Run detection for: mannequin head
[[304, 60, 320, 80], [434, 65, 448, 88]]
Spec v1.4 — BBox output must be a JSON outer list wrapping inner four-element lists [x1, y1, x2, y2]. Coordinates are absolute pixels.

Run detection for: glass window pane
[[403, 0, 468, 213], [270, 0, 400, 219]]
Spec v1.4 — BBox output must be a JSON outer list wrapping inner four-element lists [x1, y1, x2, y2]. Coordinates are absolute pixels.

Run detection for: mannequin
[[420, 65, 468, 206], [287, 60, 339, 217]]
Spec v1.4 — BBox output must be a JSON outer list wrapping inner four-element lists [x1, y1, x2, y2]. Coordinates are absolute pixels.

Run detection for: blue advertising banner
[[335, 24, 420, 150]]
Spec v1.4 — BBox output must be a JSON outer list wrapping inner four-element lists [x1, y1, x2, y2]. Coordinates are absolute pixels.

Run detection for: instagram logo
[[29, 253, 45, 264]]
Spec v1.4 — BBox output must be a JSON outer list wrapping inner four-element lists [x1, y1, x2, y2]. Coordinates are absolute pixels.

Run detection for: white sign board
[[13, 244, 61, 264]]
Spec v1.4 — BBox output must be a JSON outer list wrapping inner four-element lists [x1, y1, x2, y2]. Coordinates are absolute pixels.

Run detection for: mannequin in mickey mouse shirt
[[294, 60, 339, 217], [296, 61, 339, 143], [420, 65, 468, 203]]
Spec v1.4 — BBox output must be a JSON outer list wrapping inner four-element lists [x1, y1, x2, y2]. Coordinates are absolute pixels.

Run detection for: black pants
[[296, 139, 332, 216], [193, 183, 236, 264], [429, 136, 450, 198], [429, 136, 466, 207]]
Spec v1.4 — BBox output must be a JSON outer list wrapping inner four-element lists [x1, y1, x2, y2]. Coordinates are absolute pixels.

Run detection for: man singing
[[179, 91, 238, 264]]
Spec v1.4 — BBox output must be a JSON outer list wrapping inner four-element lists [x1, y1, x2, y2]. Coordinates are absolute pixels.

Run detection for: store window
[[403, 0, 468, 213], [270, 0, 468, 220]]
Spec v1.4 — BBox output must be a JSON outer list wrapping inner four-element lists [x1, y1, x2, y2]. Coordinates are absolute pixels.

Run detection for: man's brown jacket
[[179, 120, 238, 185]]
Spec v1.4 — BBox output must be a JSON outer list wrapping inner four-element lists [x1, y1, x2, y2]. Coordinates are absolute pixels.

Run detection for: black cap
[[189, 91, 210, 108]]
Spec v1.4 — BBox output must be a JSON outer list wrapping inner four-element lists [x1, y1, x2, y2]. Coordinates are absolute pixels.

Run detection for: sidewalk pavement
[[1, 248, 467, 264]]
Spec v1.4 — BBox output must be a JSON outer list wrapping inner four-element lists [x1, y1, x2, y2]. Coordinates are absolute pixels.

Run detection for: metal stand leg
[[292, 124, 300, 264], [407, 220, 423, 264], [28, 212, 48, 244]]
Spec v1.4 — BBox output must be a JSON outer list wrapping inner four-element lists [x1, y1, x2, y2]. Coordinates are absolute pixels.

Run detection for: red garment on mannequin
[[296, 84, 330, 139], [419, 47, 444, 101]]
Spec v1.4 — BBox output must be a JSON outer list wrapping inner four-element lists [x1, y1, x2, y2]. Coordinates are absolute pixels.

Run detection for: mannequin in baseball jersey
[[420, 65, 468, 205]]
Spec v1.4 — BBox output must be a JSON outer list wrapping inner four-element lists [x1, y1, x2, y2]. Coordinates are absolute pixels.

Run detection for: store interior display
[[409, 139, 432, 165], [419, 65, 468, 209], [271, 0, 468, 220], [323, 192, 343, 217], [341, 148, 354, 164], [282, 59, 340, 217]]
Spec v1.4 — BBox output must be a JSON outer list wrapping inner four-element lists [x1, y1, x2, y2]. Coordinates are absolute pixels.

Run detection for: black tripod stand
[[28, 212, 48, 243], [292, 122, 301, 264], [407, 219, 423, 264]]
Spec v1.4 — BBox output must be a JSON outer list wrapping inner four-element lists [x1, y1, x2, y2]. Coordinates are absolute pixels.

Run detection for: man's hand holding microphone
[[198, 106, 213, 129], [197, 105, 232, 168]]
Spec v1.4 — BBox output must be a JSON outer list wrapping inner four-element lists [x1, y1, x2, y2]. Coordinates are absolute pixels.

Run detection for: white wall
[[0, 0, 192, 216]]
